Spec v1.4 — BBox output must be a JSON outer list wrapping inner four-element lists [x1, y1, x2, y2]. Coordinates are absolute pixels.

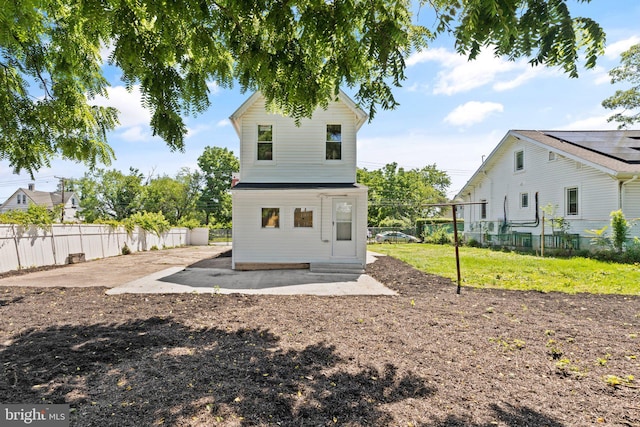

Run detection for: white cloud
[[207, 81, 220, 95], [604, 36, 640, 59], [405, 82, 430, 94], [556, 110, 622, 130], [558, 111, 622, 131], [92, 85, 151, 129], [119, 126, 152, 142], [186, 124, 212, 139], [444, 101, 504, 127], [407, 47, 548, 95], [216, 119, 231, 127]]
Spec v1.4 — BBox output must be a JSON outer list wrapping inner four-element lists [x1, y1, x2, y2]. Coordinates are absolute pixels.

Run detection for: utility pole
[[55, 176, 67, 222]]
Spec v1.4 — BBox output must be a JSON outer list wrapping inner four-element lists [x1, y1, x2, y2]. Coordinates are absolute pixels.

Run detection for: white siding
[[1, 191, 25, 213], [232, 188, 367, 266], [462, 135, 622, 236], [622, 181, 640, 236], [238, 97, 358, 183]]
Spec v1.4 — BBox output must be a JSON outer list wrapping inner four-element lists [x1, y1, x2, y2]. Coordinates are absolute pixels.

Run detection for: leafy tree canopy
[[358, 162, 451, 226], [602, 43, 640, 127], [197, 146, 239, 226], [2, 0, 605, 175]]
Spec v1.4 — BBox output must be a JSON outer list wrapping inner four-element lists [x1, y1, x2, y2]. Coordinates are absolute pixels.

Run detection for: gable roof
[[0, 188, 76, 210], [229, 90, 368, 135], [456, 129, 640, 199]]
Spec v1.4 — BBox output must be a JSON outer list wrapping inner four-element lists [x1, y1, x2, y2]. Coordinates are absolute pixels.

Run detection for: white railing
[[0, 224, 207, 274]]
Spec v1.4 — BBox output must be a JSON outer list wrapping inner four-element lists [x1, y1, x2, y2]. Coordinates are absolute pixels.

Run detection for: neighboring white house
[[0, 183, 80, 222], [230, 90, 369, 271], [455, 130, 640, 249]]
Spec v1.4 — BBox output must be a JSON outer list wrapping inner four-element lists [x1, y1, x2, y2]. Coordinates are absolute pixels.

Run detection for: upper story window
[[17, 195, 21, 204], [71, 197, 77, 207], [257, 125, 273, 161], [520, 192, 529, 208], [326, 124, 342, 160], [514, 150, 524, 171], [566, 187, 578, 216], [480, 199, 487, 219]]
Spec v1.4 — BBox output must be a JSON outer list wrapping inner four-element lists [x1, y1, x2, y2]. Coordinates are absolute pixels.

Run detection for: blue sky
[[2, 0, 640, 201]]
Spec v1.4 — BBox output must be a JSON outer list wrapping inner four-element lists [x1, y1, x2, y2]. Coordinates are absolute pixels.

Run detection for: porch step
[[309, 262, 365, 274]]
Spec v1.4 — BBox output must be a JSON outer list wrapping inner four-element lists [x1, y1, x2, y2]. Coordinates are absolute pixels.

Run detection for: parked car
[[375, 231, 420, 243]]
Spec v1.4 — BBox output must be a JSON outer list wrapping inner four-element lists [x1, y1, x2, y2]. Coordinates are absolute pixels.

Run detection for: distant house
[[229, 90, 369, 272], [0, 183, 80, 222], [455, 130, 640, 249]]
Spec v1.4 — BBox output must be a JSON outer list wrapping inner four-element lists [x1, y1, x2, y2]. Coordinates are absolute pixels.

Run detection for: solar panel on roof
[[544, 131, 640, 164]]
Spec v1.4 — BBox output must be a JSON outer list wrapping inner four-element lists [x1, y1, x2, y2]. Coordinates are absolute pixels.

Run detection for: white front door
[[332, 198, 356, 257]]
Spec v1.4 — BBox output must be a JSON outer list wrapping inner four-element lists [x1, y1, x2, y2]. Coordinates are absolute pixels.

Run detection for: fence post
[[50, 225, 58, 265], [11, 224, 22, 270]]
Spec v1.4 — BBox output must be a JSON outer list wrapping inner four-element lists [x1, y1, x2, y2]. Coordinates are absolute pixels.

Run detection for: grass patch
[[370, 243, 640, 295]]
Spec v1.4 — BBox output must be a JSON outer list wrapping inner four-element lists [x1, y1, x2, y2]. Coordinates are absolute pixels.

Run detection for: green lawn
[[370, 243, 640, 295]]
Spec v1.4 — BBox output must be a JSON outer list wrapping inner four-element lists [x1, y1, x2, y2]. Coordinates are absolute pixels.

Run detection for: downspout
[[620, 175, 638, 210]]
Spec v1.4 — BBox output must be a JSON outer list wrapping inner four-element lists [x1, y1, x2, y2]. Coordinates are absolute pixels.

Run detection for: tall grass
[[370, 243, 640, 295]]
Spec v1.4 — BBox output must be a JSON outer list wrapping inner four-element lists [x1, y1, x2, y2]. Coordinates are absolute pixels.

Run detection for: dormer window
[[515, 150, 524, 171], [257, 125, 273, 161], [326, 124, 342, 160]]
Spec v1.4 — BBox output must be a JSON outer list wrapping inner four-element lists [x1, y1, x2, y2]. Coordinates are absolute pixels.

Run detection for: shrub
[[123, 211, 171, 237], [610, 210, 630, 253], [466, 238, 483, 248], [177, 218, 202, 229], [422, 225, 453, 245], [121, 243, 131, 255], [0, 204, 57, 229]]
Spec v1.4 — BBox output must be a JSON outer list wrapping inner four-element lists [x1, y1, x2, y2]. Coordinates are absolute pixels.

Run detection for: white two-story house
[[0, 183, 80, 222], [230, 90, 368, 272]]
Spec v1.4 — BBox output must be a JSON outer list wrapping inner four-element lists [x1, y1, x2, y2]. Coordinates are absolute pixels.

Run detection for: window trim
[[566, 187, 579, 216], [293, 207, 314, 229], [325, 123, 343, 161], [256, 124, 274, 162]]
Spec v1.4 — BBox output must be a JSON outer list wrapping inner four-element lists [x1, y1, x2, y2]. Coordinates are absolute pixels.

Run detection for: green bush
[[123, 211, 171, 237], [422, 225, 453, 245], [610, 210, 630, 253], [0, 204, 58, 228], [177, 218, 202, 229]]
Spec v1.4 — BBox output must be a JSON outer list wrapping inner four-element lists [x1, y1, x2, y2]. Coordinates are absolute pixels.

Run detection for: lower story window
[[261, 208, 279, 228], [294, 208, 313, 228], [480, 199, 487, 219]]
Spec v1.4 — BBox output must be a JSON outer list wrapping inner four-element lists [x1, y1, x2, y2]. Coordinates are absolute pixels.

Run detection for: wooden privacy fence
[[0, 224, 207, 274]]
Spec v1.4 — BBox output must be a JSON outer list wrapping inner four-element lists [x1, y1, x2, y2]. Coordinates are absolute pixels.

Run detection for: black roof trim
[[232, 182, 362, 190]]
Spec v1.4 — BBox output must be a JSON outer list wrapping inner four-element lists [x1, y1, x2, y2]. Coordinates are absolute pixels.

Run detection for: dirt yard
[[0, 251, 638, 426]]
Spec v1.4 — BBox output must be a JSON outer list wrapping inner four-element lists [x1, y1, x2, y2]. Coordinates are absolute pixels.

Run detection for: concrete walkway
[[106, 251, 396, 296], [0, 245, 396, 296]]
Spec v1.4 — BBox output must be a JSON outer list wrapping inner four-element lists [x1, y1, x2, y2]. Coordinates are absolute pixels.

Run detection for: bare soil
[[1, 251, 639, 426]]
